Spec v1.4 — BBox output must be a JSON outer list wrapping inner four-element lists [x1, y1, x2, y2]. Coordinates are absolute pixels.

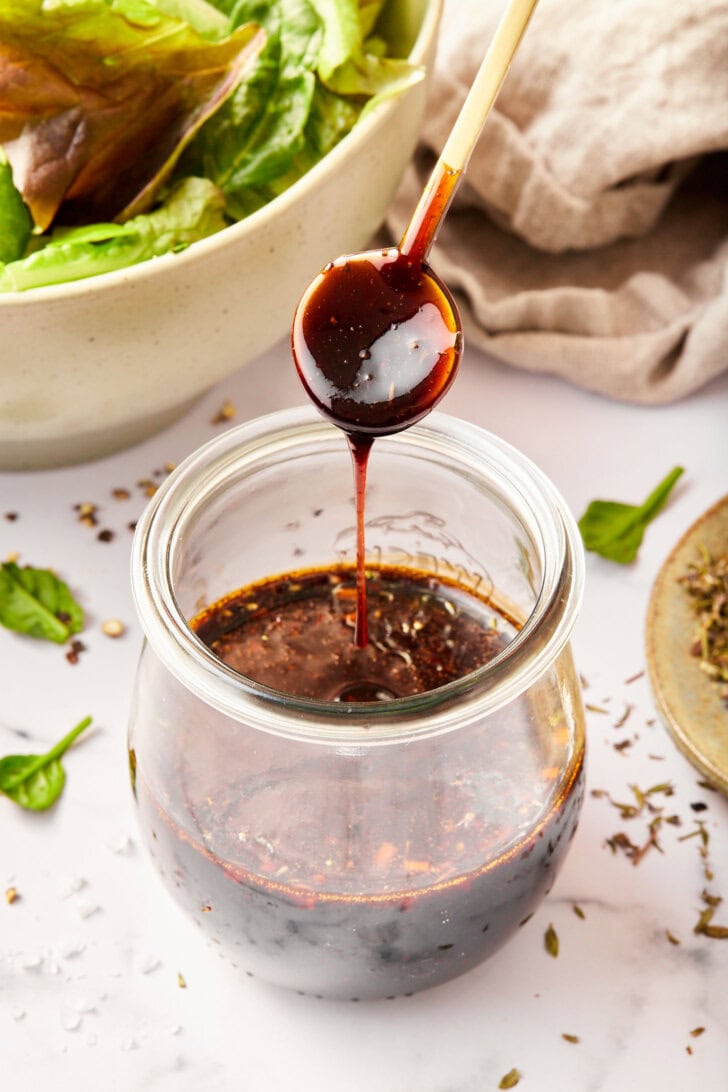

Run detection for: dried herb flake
[[544, 923, 559, 958], [498, 1069, 521, 1089], [679, 547, 728, 706]]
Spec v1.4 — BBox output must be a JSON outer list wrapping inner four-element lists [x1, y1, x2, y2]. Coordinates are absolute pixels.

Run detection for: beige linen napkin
[[386, 0, 728, 403]]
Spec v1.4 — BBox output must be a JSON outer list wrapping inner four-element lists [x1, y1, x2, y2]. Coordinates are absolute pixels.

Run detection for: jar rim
[[131, 407, 584, 743]]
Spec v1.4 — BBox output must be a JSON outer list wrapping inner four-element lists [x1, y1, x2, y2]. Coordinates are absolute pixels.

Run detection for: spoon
[[291, 0, 540, 648], [291, 0, 540, 439]]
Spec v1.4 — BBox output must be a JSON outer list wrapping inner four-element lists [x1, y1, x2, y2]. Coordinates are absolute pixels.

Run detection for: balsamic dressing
[[291, 164, 464, 646]]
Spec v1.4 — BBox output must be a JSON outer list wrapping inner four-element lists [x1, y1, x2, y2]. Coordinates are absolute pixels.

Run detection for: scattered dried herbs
[[0, 716, 91, 810], [65, 638, 87, 665], [101, 619, 125, 638], [74, 502, 98, 527], [498, 1069, 521, 1089], [561, 1033, 580, 1044], [694, 891, 728, 939], [212, 399, 236, 424], [544, 923, 559, 958], [596, 783, 676, 865], [578, 466, 684, 564], [613, 703, 634, 729], [679, 547, 728, 706], [678, 821, 728, 936], [0, 561, 83, 643], [137, 479, 158, 498]]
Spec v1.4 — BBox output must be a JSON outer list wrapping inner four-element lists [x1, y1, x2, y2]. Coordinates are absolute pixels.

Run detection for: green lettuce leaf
[[0, 151, 31, 263], [307, 0, 360, 80], [0, 0, 264, 229], [0, 177, 226, 292], [181, 0, 323, 195], [0, 0, 420, 290], [186, 0, 421, 210]]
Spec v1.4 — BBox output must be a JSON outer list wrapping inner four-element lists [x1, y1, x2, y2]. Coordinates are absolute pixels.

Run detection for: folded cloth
[[386, 0, 728, 403]]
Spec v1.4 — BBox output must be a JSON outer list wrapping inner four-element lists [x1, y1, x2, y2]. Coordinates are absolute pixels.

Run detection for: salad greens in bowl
[[0, 0, 441, 467]]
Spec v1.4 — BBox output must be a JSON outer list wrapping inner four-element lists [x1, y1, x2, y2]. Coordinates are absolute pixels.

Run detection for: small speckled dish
[[646, 495, 728, 795]]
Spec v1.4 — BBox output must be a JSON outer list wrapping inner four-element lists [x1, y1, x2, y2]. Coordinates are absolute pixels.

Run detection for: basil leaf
[[0, 561, 84, 642], [0, 716, 91, 810], [578, 466, 684, 564]]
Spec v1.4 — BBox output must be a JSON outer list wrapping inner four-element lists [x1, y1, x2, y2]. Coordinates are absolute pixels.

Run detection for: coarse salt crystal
[[105, 833, 134, 855], [77, 901, 101, 919], [137, 953, 161, 975], [61, 1009, 82, 1032], [59, 939, 87, 959], [61, 876, 88, 898]]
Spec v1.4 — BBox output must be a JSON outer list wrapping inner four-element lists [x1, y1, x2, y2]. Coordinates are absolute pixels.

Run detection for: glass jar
[[129, 407, 586, 1000]]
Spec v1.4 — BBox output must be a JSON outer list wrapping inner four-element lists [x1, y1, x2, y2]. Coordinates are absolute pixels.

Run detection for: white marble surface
[[1, 337, 727, 1091]]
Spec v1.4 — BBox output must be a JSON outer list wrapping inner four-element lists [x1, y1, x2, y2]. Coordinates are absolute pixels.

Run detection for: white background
[[1, 337, 727, 1091]]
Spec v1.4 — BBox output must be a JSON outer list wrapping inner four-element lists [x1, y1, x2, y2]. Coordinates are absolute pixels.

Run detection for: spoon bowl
[[291, 246, 462, 437]]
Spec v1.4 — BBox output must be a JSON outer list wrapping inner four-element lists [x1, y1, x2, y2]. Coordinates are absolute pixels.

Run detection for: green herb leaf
[[0, 716, 92, 810], [578, 466, 684, 564], [0, 561, 84, 642]]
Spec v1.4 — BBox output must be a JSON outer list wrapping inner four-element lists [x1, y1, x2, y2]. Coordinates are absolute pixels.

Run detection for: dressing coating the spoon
[[292, 0, 539, 439], [292, 245, 461, 437]]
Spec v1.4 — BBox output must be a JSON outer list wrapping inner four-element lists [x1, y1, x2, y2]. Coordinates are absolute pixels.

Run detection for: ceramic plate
[[646, 495, 728, 795]]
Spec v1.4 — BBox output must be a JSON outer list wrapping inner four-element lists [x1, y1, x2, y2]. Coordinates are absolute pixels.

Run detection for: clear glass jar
[[129, 407, 586, 1000]]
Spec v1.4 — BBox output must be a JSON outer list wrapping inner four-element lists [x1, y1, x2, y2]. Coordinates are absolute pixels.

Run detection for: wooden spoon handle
[[401, 0, 540, 260]]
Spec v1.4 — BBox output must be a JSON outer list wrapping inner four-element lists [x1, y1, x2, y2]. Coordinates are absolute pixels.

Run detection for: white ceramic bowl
[[0, 0, 441, 470]]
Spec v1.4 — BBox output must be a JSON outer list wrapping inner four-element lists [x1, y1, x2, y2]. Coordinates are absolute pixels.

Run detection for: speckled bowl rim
[[646, 495, 728, 795]]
